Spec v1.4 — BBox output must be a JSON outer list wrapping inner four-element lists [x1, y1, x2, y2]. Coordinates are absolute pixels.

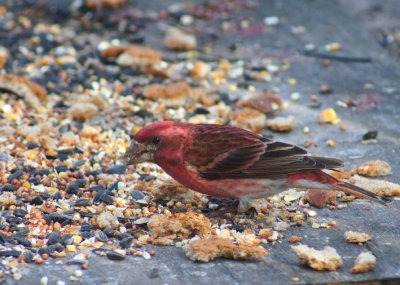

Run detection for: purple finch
[[124, 121, 390, 211]]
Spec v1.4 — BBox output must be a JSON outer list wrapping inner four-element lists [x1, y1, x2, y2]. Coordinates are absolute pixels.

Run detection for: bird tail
[[334, 182, 392, 205]]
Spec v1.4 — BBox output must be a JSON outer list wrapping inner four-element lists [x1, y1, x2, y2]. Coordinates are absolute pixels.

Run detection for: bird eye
[[152, 136, 160, 145]]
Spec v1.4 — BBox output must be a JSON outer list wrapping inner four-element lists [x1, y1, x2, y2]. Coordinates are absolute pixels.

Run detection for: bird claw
[[244, 207, 258, 219]]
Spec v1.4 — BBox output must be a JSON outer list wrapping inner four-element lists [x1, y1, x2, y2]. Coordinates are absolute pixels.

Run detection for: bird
[[124, 121, 391, 212]]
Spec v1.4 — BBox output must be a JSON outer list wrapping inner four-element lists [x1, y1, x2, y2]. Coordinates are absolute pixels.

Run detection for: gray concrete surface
[[4, 0, 400, 284]]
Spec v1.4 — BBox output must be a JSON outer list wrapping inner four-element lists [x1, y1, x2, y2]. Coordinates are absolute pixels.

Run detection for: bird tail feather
[[334, 182, 392, 205]]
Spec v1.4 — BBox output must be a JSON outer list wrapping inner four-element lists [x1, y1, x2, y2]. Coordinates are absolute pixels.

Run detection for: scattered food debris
[[101, 45, 162, 71], [186, 236, 267, 262], [291, 244, 343, 271], [317, 108, 340, 124], [344, 231, 372, 244], [349, 175, 400, 196], [238, 92, 284, 114], [148, 212, 212, 241], [164, 27, 197, 51], [351, 160, 392, 177], [351, 251, 376, 273], [230, 108, 266, 133], [266, 116, 295, 132], [143, 82, 195, 107], [303, 190, 337, 208], [288, 236, 303, 243]]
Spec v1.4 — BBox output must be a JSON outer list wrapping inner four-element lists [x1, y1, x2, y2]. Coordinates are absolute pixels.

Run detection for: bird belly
[[205, 178, 288, 199], [159, 162, 288, 199]]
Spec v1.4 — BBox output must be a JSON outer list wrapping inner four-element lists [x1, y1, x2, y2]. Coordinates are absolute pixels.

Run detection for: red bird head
[[124, 121, 190, 165]]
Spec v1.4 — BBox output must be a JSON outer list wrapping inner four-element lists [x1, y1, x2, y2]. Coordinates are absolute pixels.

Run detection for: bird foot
[[243, 207, 258, 219], [204, 198, 258, 218], [170, 198, 258, 219], [202, 199, 238, 217]]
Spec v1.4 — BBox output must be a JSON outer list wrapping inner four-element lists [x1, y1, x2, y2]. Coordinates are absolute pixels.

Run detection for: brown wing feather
[[185, 124, 262, 169], [185, 124, 343, 180]]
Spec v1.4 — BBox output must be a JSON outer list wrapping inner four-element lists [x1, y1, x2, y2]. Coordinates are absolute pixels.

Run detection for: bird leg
[[204, 198, 240, 217], [170, 197, 258, 218], [238, 198, 258, 219], [204, 198, 258, 218]]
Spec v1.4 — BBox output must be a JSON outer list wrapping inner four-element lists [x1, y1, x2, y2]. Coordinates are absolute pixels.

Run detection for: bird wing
[[185, 124, 343, 179]]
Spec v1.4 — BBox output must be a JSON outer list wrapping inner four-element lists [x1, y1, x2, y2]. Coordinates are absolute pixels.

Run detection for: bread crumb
[[230, 108, 266, 133], [288, 236, 303, 243], [69, 103, 98, 121], [351, 160, 391, 177], [234, 231, 261, 247], [151, 236, 176, 246], [143, 82, 192, 107], [266, 116, 295, 132], [349, 175, 400, 197], [258, 228, 273, 239], [291, 244, 342, 271], [344, 231, 372, 243], [186, 236, 267, 262], [164, 27, 197, 51], [303, 190, 337, 208], [90, 211, 119, 229], [351, 251, 376, 273], [151, 181, 202, 205], [148, 212, 212, 239], [238, 92, 283, 113]]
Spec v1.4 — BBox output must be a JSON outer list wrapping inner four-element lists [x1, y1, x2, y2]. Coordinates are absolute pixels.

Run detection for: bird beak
[[123, 141, 153, 165]]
